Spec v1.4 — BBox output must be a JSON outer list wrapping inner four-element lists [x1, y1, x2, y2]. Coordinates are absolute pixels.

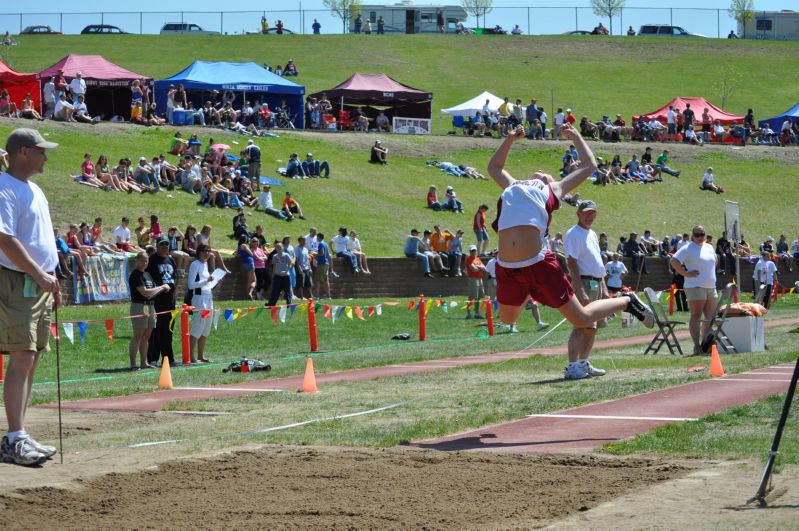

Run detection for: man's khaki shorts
[[0, 268, 53, 353], [685, 287, 717, 303], [575, 278, 608, 330], [313, 263, 329, 283]]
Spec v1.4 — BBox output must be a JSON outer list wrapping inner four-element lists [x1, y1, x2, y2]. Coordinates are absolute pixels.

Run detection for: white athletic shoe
[[508, 324, 519, 333], [578, 360, 606, 377], [564, 364, 590, 380], [537, 322, 550, 331], [1, 435, 47, 466]]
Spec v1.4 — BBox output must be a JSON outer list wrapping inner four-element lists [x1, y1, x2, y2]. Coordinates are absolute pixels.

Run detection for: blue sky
[[1, 1, 789, 37]]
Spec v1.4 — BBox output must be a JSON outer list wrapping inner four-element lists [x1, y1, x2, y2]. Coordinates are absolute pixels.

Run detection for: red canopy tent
[[0, 60, 39, 110], [633, 97, 744, 126], [37, 54, 152, 119]]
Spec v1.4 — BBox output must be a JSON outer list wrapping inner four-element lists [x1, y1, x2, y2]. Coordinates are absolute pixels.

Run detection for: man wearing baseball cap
[[0, 128, 60, 466], [146, 236, 178, 367], [563, 200, 608, 379]]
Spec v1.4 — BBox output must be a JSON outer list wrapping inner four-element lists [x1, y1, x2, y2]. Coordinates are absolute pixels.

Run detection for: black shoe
[[424, 272, 434, 278], [624, 292, 654, 328]]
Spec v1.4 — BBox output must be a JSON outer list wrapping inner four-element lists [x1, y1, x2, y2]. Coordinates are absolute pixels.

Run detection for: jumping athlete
[[486, 123, 654, 331]]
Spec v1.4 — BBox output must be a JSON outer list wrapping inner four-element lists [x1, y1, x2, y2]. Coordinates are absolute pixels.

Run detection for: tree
[[729, 0, 755, 38], [323, 0, 363, 34], [461, 0, 494, 30], [718, 65, 742, 110], [589, 0, 625, 36]]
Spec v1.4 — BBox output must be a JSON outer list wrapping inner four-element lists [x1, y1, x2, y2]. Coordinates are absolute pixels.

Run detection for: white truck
[[738, 10, 799, 40], [352, 1, 467, 34]]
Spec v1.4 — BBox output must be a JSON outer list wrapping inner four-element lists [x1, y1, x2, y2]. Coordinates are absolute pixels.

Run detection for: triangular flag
[[213, 309, 222, 330], [337, 306, 346, 318], [442, 303, 449, 314], [408, 300, 415, 310], [270, 306, 279, 324], [200, 309, 211, 318], [354, 306, 365, 320], [255, 307, 264, 319], [367, 306, 375, 317], [436, 299, 442, 307], [331, 306, 340, 324], [376, 304, 382, 316], [50, 324, 60, 342], [279, 305, 287, 323], [232, 309, 242, 320], [345, 306, 353, 320], [493, 300, 499, 311], [450, 301, 459, 307], [425, 300, 433, 315], [77, 321, 88, 344], [314, 303, 322, 313], [169, 309, 181, 329], [62, 322, 74, 345], [323, 305, 331, 319], [224, 309, 234, 322], [300, 303, 307, 316], [105, 319, 114, 341], [289, 304, 297, 316]]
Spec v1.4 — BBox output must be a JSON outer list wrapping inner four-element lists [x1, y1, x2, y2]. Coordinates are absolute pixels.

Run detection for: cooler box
[[171, 110, 189, 126], [723, 316, 765, 353]]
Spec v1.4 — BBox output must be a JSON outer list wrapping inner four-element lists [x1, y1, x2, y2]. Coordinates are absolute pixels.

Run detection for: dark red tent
[[633, 97, 744, 126], [309, 73, 432, 121], [0, 60, 39, 110], [38, 54, 152, 119]]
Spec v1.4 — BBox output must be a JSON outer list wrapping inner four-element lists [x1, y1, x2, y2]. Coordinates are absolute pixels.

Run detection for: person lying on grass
[[486, 123, 654, 333]]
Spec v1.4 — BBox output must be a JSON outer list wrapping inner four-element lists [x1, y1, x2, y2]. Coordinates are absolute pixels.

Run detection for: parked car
[[265, 27, 295, 35], [638, 24, 705, 37], [564, 30, 593, 35], [81, 24, 128, 34], [20, 25, 62, 35], [160, 23, 219, 35]]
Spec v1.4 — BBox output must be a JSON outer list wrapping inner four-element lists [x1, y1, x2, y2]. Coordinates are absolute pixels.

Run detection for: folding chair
[[452, 115, 465, 134], [643, 287, 685, 355], [702, 283, 737, 354]]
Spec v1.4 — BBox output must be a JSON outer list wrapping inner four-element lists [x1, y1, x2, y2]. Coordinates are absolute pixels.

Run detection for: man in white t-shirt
[[68, 71, 86, 102], [562, 200, 608, 380], [113, 216, 143, 253], [753, 251, 778, 308], [666, 105, 676, 136], [72, 95, 99, 124], [43, 77, 56, 118], [53, 93, 74, 122], [331, 227, 359, 272], [0, 128, 61, 466]]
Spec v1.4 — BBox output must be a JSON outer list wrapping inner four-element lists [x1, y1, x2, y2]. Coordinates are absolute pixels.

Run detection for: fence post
[[418, 294, 426, 341], [670, 8, 673, 26], [527, 7, 530, 35], [140, 12, 143, 35], [308, 298, 319, 353], [220, 11, 223, 34], [574, 7, 578, 31]]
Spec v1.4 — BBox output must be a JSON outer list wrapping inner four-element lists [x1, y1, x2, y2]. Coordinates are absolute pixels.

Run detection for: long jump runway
[[42, 318, 798, 454]]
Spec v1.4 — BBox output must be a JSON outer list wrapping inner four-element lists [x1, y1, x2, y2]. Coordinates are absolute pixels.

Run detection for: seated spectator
[[133, 156, 159, 192], [90, 217, 119, 254], [79, 153, 105, 188], [187, 134, 202, 156], [623, 232, 648, 273], [420, 230, 447, 273], [281, 191, 305, 220], [232, 208, 251, 240], [95, 154, 126, 191], [197, 224, 231, 273], [712, 120, 727, 142], [72, 95, 99, 124], [375, 110, 391, 133], [302, 152, 330, 178], [255, 184, 290, 221], [55, 227, 86, 278], [331, 227, 359, 272], [370, 140, 388, 164], [730, 121, 748, 145], [182, 224, 199, 258], [700, 166, 724, 194], [350, 105, 370, 131], [170, 132, 188, 156], [427, 185, 443, 211], [113, 216, 144, 254], [18, 93, 44, 121], [580, 116, 599, 139], [445, 186, 464, 213], [447, 229, 466, 276], [404, 228, 433, 277], [0, 89, 18, 117], [468, 111, 487, 136], [66, 223, 99, 257], [683, 124, 703, 145], [284, 59, 298, 76], [134, 217, 151, 249], [430, 224, 452, 271], [53, 93, 75, 122], [166, 226, 189, 276], [286, 152, 306, 179], [654, 149, 680, 177], [774, 234, 792, 272], [144, 103, 166, 126], [641, 230, 658, 255], [348, 229, 371, 274]]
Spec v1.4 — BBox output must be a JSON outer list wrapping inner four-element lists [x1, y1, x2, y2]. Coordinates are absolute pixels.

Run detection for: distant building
[[352, 1, 468, 34], [738, 10, 799, 40]]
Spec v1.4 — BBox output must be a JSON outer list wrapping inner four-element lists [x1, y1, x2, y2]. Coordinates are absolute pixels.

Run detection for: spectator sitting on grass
[[712, 120, 727, 142], [284, 59, 298, 76], [256, 184, 290, 221], [427, 185, 444, 211], [445, 186, 464, 213], [286, 152, 306, 179], [370, 140, 388, 164], [302, 153, 330, 178], [700, 167, 724, 194], [78, 153, 106, 188], [683, 124, 703, 145], [53, 93, 75, 122], [170, 132, 188, 156], [282, 191, 305, 220]]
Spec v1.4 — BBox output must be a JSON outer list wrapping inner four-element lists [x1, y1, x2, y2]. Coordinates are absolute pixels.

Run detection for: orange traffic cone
[[299, 356, 318, 393], [158, 358, 173, 389], [709, 344, 725, 377]]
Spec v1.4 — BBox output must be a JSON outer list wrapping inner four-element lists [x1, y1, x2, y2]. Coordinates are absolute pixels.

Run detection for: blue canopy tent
[[155, 61, 305, 128], [758, 103, 799, 131]]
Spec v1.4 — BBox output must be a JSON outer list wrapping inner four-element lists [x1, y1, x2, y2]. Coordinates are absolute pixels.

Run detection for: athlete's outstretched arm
[[487, 124, 525, 190], [551, 123, 597, 198]]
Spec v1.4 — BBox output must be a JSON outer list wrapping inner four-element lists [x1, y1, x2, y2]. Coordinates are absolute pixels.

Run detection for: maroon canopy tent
[[633, 97, 744, 126], [309, 72, 432, 122], [38, 54, 152, 119], [0, 60, 39, 110]]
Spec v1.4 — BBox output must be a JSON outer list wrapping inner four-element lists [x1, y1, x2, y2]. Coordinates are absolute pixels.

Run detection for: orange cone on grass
[[158, 358, 174, 389], [299, 356, 318, 393], [709, 344, 725, 377]]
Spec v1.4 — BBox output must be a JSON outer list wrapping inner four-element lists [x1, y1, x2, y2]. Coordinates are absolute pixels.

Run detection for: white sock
[[7, 430, 28, 443]]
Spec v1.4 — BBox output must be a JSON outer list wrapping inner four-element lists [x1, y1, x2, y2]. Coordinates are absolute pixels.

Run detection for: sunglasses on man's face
[[693, 232, 706, 237]]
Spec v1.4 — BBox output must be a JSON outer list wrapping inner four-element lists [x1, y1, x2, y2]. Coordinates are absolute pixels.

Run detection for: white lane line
[[175, 387, 283, 392], [750, 371, 795, 375], [129, 439, 181, 448], [527, 413, 697, 422], [163, 411, 233, 416], [711, 378, 793, 383]]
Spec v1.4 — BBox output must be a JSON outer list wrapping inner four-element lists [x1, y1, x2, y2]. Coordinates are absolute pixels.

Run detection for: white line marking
[[391, 365, 446, 369], [129, 439, 181, 448], [711, 378, 793, 383], [175, 387, 283, 392], [751, 371, 795, 375], [163, 411, 233, 416], [527, 414, 698, 422]]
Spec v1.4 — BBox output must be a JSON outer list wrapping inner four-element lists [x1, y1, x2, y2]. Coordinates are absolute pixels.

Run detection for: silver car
[[160, 23, 219, 35]]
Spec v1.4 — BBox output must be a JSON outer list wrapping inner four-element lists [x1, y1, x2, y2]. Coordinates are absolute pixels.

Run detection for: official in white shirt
[[562, 200, 608, 380], [753, 251, 778, 309]]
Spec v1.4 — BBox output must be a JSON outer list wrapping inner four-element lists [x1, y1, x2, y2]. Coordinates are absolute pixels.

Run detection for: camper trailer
[[352, 1, 468, 34], [738, 10, 799, 40]]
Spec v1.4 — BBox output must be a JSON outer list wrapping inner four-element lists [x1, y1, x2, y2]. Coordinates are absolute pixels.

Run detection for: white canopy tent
[[441, 91, 504, 117]]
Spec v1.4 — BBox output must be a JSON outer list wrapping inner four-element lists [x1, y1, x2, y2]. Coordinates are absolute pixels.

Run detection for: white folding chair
[[643, 287, 685, 355]]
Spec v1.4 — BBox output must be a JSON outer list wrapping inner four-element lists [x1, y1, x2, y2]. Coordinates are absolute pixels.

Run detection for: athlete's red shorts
[[495, 251, 574, 309]]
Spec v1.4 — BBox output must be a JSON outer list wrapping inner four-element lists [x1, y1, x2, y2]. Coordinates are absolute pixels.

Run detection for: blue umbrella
[[259, 176, 285, 186]]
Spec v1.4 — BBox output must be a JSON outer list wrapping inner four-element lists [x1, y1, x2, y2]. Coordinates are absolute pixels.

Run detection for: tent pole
[[340, 96, 344, 131], [38, 79, 43, 115]]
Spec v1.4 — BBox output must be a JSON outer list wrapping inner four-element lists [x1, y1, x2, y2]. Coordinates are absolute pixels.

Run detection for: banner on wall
[[73, 255, 130, 304]]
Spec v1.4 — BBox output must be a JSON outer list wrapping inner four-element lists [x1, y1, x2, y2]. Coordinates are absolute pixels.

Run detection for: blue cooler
[[171, 110, 188, 126]]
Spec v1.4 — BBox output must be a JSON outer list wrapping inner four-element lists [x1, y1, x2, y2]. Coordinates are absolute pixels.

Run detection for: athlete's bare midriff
[[498, 226, 543, 262]]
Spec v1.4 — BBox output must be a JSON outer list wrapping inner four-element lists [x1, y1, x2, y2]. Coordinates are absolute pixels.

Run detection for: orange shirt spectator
[[430, 228, 451, 253], [465, 254, 484, 278]]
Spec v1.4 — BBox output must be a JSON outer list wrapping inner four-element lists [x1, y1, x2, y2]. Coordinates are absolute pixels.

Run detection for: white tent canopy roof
[[441, 91, 504, 117]]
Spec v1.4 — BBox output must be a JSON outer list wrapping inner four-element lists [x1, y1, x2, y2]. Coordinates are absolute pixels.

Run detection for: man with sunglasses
[[0, 129, 61, 466]]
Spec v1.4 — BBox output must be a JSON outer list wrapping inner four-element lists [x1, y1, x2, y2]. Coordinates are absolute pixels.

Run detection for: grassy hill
[[1, 35, 798, 257]]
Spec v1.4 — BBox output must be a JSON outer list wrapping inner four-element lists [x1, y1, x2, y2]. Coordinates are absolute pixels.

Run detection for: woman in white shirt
[[669, 226, 718, 354], [700, 167, 723, 194], [187, 245, 218, 363], [347, 230, 371, 274]]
